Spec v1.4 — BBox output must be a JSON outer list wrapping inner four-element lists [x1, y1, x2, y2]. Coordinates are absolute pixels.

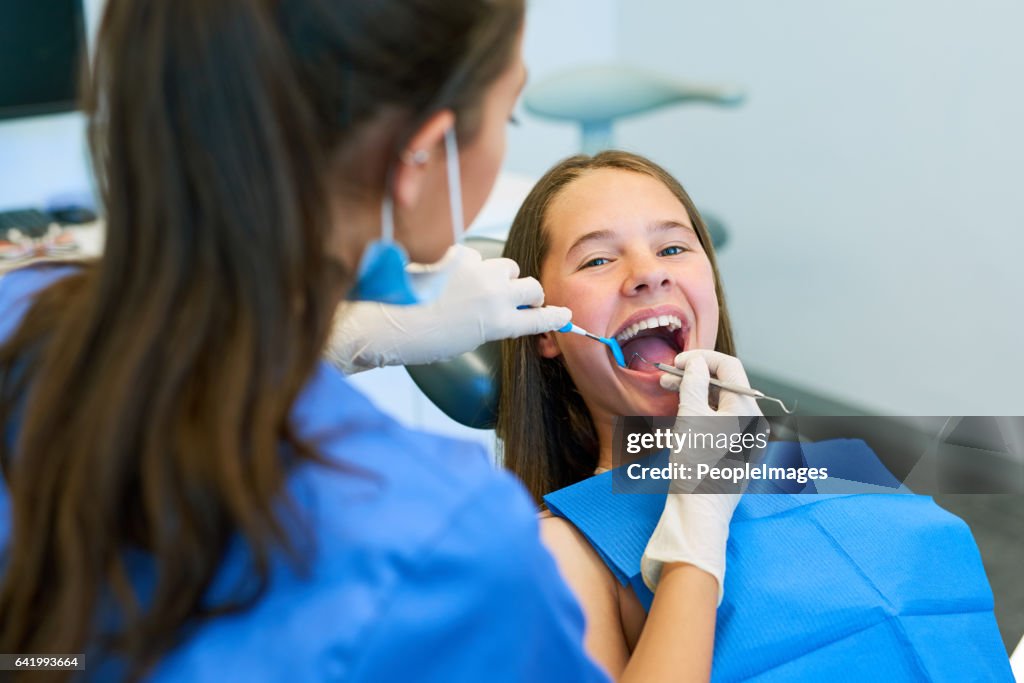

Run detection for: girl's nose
[[621, 253, 672, 297]]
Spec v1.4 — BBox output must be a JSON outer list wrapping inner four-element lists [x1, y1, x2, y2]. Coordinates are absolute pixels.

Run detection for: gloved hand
[[641, 350, 764, 605], [327, 244, 572, 374]]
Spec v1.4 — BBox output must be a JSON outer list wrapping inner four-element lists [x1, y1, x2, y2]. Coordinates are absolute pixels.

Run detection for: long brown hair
[[497, 151, 736, 504], [0, 0, 523, 679]]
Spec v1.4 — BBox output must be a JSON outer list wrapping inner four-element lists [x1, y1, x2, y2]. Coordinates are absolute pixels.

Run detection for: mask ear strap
[[444, 126, 464, 243], [381, 192, 396, 245]]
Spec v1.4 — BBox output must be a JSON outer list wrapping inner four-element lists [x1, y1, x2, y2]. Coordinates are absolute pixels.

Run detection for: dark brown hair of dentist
[[497, 151, 736, 505], [0, 0, 523, 680]]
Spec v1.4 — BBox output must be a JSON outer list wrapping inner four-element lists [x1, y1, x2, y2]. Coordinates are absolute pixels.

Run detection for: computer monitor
[[0, 0, 87, 121]]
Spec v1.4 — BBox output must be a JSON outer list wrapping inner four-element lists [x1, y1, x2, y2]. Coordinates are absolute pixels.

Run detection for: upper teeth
[[615, 315, 683, 343]]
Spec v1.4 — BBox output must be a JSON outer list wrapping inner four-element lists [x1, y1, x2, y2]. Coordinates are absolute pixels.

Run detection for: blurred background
[[3, 0, 1022, 425], [1, 0, 1021, 656]]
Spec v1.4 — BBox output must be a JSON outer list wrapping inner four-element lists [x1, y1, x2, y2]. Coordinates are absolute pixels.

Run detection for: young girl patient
[[497, 152, 1011, 681], [498, 151, 743, 678]]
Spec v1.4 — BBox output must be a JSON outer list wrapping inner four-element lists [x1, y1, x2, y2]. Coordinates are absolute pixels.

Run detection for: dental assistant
[[0, 1, 602, 681]]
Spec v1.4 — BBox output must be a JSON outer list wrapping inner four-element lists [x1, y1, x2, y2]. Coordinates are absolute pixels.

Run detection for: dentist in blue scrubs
[[0, 0, 606, 680]]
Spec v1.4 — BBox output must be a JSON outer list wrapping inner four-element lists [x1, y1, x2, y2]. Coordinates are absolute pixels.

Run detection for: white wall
[[616, 0, 1024, 414]]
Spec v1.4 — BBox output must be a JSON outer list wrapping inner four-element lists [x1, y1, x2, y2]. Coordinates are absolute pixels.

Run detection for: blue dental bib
[[544, 439, 1012, 682]]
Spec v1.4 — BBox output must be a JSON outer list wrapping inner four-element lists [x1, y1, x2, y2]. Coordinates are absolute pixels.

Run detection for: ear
[[536, 330, 561, 359], [392, 109, 456, 209]]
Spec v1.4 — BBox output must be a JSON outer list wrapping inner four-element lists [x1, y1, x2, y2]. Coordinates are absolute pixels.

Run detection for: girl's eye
[[659, 245, 688, 256], [580, 257, 610, 269]]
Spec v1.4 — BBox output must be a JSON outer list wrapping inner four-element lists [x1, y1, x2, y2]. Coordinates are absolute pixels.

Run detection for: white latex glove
[[641, 350, 764, 605], [327, 244, 571, 374]]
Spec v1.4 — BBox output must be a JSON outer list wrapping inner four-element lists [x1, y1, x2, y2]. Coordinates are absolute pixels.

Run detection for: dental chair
[[404, 236, 507, 429]]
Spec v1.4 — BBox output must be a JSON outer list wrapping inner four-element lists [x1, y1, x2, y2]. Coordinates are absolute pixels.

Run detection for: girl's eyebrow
[[652, 219, 697, 236], [565, 220, 697, 260], [565, 229, 617, 259]]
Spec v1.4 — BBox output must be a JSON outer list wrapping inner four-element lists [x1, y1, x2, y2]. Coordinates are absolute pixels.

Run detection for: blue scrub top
[[0, 265, 610, 683]]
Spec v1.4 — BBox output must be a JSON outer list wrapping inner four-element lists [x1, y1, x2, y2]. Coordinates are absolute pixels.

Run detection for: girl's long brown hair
[[0, 0, 523, 680], [497, 151, 737, 504]]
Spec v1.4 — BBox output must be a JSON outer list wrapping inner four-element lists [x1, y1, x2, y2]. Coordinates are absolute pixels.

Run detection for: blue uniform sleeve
[[347, 472, 611, 683], [0, 264, 79, 343]]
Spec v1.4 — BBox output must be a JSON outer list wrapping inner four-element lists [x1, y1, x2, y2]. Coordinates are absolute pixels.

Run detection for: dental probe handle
[[559, 322, 592, 337], [558, 322, 628, 368], [555, 321, 593, 337], [652, 362, 766, 399]]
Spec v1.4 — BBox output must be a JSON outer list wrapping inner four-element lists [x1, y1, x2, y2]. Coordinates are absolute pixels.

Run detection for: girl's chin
[[614, 367, 677, 414], [620, 388, 678, 417]]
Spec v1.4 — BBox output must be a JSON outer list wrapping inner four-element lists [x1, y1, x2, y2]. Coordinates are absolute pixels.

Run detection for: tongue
[[622, 336, 678, 372]]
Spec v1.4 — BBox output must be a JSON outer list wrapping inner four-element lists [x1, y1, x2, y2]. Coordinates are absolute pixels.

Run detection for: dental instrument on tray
[[557, 321, 627, 368], [631, 353, 796, 414]]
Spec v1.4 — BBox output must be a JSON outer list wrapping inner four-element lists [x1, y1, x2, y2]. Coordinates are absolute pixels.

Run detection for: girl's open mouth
[[612, 312, 688, 373]]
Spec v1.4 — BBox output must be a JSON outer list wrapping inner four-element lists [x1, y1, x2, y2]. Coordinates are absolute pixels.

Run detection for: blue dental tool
[[558, 322, 627, 368], [514, 305, 627, 367]]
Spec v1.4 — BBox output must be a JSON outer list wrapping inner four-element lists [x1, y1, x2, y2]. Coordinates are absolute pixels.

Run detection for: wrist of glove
[[640, 350, 766, 605], [327, 245, 571, 374], [327, 301, 423, 374], [641, 492, 737, 606]]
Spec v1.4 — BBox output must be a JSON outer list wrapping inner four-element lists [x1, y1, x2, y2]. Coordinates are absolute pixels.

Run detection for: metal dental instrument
[[553, 324, 794, 413], [631, 353, 796, 414], [558, 322, 627, 368]]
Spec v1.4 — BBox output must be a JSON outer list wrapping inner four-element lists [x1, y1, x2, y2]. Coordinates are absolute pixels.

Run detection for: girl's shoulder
[[538, 512, 617, 605], [538, 512, 640, 674]]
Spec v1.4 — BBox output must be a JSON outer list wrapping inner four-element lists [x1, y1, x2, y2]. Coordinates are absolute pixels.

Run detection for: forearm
[[619, 563, 718, 683]]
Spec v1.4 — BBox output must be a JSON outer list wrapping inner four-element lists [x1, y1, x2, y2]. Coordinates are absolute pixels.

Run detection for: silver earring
[[402, 149, 430, 166]]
